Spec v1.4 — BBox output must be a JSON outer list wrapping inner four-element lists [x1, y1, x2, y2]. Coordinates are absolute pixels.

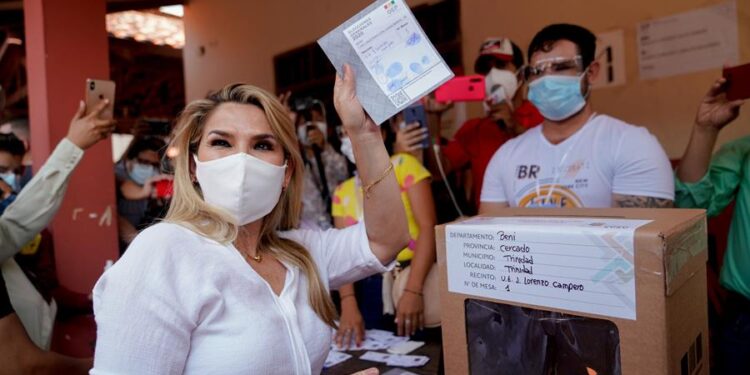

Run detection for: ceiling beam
[[0, 0, 185, 13]]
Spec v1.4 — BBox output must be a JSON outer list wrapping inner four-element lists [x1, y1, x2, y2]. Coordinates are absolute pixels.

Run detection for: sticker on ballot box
[[445, 217, 652, 320], [318, 0, 453, 125]]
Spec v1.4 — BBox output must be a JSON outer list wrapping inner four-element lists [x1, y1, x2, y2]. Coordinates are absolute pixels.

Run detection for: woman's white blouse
[[91, 222, 391, 375]]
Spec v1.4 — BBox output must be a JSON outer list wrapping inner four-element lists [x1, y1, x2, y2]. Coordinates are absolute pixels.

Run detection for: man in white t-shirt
[[480, 24, 674, 211]]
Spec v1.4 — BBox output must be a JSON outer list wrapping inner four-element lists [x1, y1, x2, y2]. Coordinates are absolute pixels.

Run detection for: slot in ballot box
[[436, 208, 708, 375]]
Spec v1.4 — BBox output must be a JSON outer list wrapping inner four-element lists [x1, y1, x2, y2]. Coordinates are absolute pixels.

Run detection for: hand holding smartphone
[[85, 79, 116, 119], [402, 104, 430, 149]]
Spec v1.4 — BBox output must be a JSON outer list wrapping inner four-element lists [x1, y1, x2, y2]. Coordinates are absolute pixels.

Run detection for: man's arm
[[0, 100, 115, 262], [612, 194, 673, 208], [677, 77, 745, 183]]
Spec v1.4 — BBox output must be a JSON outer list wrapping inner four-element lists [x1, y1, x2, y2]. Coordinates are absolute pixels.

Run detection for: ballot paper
[[332, 329, 409, 351], [324, 351, 353, 368], [382, 369, 420, 375], [386, 354, 430, 368], [360, 351, 430, 368], [318, 0, 454, 125]]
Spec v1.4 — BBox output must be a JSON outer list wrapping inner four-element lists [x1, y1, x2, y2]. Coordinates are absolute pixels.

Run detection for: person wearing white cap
[[400, 37, 543, 214]]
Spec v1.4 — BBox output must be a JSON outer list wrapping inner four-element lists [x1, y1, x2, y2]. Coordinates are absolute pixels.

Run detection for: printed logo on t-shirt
[[515, 182, 584, 208], [516, 165, 541, 179]]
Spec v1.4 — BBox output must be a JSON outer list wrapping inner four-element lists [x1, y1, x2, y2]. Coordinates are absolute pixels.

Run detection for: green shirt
[[675, 135, 750, 300]]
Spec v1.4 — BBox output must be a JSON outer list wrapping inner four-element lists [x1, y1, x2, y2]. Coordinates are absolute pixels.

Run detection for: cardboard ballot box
[[437, 208, 708, 375]]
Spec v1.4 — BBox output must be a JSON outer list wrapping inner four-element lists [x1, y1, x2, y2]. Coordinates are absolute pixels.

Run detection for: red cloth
[[442, 101, 543, 210], [442, 118, 510, 210], [514, 100, 544, 129]]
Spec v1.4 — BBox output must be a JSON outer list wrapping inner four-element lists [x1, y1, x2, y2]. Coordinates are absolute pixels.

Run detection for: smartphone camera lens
[[89, 81, 95, 91]]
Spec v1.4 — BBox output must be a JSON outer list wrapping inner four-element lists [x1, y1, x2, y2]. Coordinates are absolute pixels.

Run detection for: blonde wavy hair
[[165, 83, 337, 327]]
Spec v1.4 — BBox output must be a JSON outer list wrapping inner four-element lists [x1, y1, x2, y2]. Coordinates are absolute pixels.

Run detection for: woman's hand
[[335, 297, 365, 350], [333, 64, 379, 137], [396, 291, 424, 337], [394, 122, 428, 157]]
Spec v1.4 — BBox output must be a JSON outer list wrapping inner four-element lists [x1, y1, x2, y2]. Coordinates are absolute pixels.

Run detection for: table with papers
[[322, 329, 441, 375]]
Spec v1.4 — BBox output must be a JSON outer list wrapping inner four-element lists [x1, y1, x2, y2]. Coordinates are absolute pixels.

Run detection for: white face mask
[[194, 153, 287, 225], [297, 121, 327, 146], [340, 137, 355, 164], [484, 68, 519, 110]]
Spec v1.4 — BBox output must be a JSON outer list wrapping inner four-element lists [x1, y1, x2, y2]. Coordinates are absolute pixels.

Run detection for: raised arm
[[0, 100, 114, 262], [677, 77, 745, 183], [332, 64, 410, 265]]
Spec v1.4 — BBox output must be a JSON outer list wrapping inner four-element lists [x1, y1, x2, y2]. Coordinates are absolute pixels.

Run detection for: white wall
[[183, 0, 750, 157]]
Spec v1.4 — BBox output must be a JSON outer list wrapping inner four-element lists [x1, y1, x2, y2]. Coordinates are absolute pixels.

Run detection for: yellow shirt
[[332, 154, 431, 263]]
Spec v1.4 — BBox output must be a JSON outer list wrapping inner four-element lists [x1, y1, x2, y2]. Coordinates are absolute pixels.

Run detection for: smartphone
[[85, 79, 116, 120], [154, 179, 173, 199], [402, 103, 430, 149], [723, 63, 750, 101], [435, 75, 485, 102]]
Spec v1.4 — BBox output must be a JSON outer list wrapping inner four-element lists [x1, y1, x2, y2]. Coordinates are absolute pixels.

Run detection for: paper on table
[[332, 329, 408, 351], [324, 351, 352, 368], [386, 354, 430, 368], [318, 0, 453, 125], [446, 216, 651, 320], [360, 351, 394, 363]]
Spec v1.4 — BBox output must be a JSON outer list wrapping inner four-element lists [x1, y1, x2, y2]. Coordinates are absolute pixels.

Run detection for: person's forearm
[[0, 139, 83, 262], [677, 126, 720, 183], [351, 131, 410, 264], [339, 283, 358, 308], [405, 231, 436, 292]]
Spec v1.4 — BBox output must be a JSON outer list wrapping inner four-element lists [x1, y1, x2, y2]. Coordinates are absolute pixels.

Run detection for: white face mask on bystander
[[194, 152, 286, 225]]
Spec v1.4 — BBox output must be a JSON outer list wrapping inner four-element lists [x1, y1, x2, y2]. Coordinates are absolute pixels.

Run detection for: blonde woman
[[91, 65, 410, 374]]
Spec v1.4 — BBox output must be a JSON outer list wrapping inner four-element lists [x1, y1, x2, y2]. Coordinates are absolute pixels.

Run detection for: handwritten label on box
[[446, 217, 651, 320]]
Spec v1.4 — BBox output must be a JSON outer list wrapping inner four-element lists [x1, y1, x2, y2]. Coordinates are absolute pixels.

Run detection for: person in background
[[480, 24, 674, 211], [1, 99, 114, 350], [296, 98, 349, 230], [402, 37, 542, 214], [334, 116, 438, 347], [91, 68, 410, 374], [114, 136, 169, 250], [0, 133, 25, 198], [0, 274, 92, 374], [674, 77, 746, 374], [0, 119, 32, 188]]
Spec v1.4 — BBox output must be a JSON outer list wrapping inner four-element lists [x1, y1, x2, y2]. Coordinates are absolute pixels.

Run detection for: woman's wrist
[[341, 296, 360, 310]]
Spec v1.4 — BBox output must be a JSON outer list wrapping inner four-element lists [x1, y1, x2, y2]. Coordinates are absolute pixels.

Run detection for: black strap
[[0, 272, 13, 319], [311, 145, 332, 215]]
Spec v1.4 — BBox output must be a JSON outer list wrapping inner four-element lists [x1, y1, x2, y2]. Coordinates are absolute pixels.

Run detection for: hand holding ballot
[[319, 0, 453, 124], [334, 64, 379, 137]]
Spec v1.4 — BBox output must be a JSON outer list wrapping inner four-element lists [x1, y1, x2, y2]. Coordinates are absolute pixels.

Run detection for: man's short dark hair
[[528, 24, 597, 69], [0, 133, 25, 156]]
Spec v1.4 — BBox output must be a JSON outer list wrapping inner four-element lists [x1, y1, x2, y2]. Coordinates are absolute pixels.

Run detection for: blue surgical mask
[[129, 162, 156, 185], [528, 72, 588, 121], [0, 172, 18, 192]]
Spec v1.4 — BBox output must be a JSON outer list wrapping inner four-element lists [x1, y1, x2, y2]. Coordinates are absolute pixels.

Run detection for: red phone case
[[435, 75, 486, 102], [723, 63, 750, 101], [154, 179, 173, 199]]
